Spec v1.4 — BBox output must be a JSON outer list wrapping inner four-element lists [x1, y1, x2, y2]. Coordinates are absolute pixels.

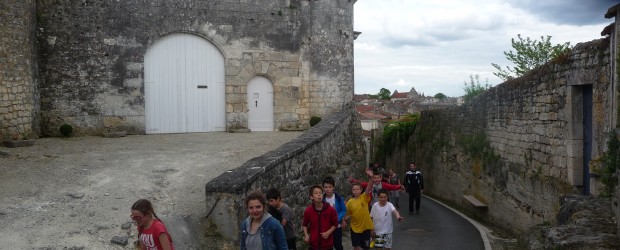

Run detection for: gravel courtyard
[[0, 132, 302, 249]]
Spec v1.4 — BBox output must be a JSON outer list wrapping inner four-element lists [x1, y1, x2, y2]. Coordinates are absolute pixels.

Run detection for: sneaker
[[415, 210, 420, 215]]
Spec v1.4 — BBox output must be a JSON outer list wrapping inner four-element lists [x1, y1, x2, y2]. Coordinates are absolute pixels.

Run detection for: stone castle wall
[[0, 0, 39, 140], [25, 0, 355, 135], [387, 38, 613, 233], [204, 110, 365, 247]]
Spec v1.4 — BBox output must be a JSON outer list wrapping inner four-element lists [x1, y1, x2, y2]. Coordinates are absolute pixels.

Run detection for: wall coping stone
[[205, 110, 352, 194]]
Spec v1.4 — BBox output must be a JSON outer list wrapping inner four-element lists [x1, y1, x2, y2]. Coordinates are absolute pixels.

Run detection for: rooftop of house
[[391, 92, 408, 99], [359, 112, 387, 120], [356, 105, 376, 113]]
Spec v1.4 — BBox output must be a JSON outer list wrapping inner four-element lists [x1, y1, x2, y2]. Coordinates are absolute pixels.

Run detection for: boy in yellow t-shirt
[[344, 169, 374, 250]]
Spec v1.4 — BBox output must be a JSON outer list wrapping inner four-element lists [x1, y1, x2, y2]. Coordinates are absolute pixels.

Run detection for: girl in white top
[[370, 189, 403, 250]]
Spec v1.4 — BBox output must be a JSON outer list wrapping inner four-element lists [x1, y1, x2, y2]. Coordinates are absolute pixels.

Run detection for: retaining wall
[[387, 38, 614, 233], [204, 110, 365, 248]]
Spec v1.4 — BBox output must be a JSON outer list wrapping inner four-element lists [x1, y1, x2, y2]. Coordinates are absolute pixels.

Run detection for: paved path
[[391, 193, 486, 250]]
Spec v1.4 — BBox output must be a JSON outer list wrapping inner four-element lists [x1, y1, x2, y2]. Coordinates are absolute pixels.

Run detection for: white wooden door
[[144, 33, 225, 134], [247, 76, 274, 131]]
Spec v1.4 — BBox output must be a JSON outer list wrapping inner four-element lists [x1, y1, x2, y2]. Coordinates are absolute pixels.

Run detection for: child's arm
[[348, 176, 369, 189], [337, 197, 347, 228], [281, 206, 293, 227], [159, 233, 173, 250], [321, 207, 339, 239], [364, 168, 373, 195], [382, 182, 405, 191], [274, 223, 289, 250], [321, 225, 337, 239], [392, 207, 403, 222], [303, 226, 310, 243], [347, 176, 358, 183], [281, 218, 288, 227], [302, 210, 310, 242]]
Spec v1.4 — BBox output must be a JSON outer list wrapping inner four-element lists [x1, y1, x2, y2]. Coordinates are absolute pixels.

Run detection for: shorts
[[350, 229, 371, 249], [374, 233, 393, 248]]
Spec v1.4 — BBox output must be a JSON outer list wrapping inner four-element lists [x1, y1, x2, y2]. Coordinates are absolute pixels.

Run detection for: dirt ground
[[0, 132, 302, 249]]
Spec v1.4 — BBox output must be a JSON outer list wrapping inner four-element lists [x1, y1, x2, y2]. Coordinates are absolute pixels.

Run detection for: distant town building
[[354, 85, 462, 130]]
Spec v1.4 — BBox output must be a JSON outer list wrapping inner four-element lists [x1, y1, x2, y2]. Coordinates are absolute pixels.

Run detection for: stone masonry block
[[567, 139, 584, 158], [225, 66, 241, 76], [291, 77, 301, 87], [568, 122, 584, 140], [124, 78, 142, 88], [567, 156, 584, 185], [226, 103, 233, 113]]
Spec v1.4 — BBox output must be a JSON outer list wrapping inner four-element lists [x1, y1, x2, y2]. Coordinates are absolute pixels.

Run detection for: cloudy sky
[[353, 0, 618, 97]]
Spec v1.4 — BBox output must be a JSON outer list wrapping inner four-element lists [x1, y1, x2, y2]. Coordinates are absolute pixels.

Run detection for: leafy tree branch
[[492, 34, 571, 81]]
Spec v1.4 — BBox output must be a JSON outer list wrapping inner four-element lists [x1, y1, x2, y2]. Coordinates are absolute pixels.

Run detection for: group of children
[[258, 167, 404, 250], [128, 165, 410, 250]]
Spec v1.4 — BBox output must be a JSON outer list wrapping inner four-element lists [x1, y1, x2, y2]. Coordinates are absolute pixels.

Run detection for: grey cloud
[[507, 0, 617, 25], [380, 35, 438, 47], [378, 13, 505, 48]]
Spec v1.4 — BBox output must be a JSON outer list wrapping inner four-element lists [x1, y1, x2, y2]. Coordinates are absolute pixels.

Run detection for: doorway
[[144, 33, 225, 134], [582, 85, 592, 195], [247, 76, 274, 131]]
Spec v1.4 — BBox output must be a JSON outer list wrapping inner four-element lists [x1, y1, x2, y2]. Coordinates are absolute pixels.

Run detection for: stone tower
[[0, 0, 39, 140]]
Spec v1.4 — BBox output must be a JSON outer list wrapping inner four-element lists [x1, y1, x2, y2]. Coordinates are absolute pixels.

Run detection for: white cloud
[[353, 0, 613, 97]]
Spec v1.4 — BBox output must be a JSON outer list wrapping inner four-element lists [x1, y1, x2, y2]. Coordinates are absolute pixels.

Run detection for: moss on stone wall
[[456, 132, 501, 170], [382, 114, 419, 156], [599, 131, 620, 197], [616, 46, 620, 126]]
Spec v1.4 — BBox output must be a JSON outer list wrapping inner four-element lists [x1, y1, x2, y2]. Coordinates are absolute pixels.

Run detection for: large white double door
[[144, 33, 225, 134]]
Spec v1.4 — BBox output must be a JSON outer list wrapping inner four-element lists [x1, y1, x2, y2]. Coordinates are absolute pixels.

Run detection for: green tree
[[463, 74, 490, 103], [377, 88, 391, 100], [434, 93, 447, 100], [492, 34, 571, 81]]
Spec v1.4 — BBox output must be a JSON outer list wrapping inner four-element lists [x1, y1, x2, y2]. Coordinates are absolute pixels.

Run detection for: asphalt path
[[390, 193, 486, 250]]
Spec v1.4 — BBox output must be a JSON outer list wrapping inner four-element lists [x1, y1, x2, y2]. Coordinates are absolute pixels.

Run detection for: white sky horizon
[[353, 0, 617, 97]]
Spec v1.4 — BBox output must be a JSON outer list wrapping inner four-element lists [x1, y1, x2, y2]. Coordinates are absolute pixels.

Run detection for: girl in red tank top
[[131, 199, 175, 250]]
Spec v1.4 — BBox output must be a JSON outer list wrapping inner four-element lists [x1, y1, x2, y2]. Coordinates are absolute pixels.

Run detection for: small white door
[[144, 33, 225, 134], [247, 76, 274, 131]]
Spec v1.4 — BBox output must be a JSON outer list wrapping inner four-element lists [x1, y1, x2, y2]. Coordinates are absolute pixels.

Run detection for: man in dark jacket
[[403, 162, 424, 215]]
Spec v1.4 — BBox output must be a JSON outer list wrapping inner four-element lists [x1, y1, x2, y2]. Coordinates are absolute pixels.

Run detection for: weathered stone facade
[[1, 0, 355, 136], [0, 0, 39, 141], [607, 4, 620, 236], [386, 36, 615, 235], [204, 110, 365, 247]]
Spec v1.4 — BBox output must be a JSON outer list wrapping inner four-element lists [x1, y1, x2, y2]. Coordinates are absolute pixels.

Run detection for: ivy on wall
[[381, 114, 419, 156], [456, 132, 500, 166], [616, 46, 620, 126], [601, 131, 619, 197]]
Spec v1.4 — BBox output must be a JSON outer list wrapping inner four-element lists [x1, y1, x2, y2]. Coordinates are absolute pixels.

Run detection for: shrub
[[601, 131, 619, 197], [309, 116, 322, 127], [59, 124, 73, 137]]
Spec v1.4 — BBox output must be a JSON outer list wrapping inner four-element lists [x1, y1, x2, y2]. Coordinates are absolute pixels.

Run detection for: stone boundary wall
[[204, 110, 365, 247], [33, 0, 354, 135], [400, 38, 613, 233], [607, 4, 620, 235], [0, 0, 39, 140]]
